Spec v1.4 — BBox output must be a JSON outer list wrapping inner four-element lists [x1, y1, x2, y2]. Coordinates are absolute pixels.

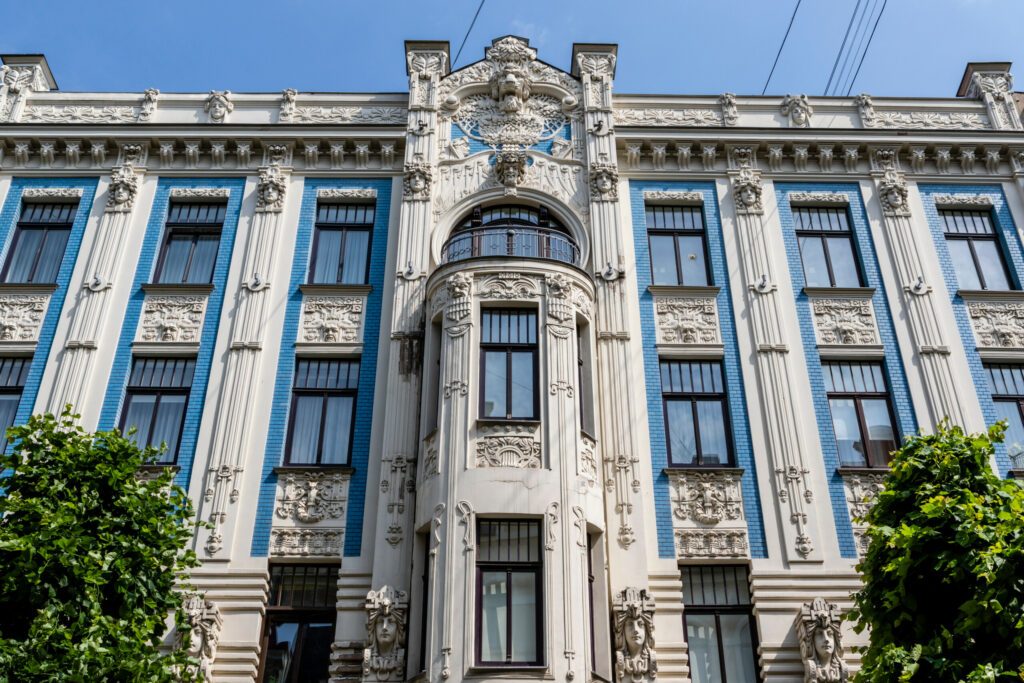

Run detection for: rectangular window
[[476, 520, 543, 666], [0, 357, 30, 447], [2, 201, 77, 284], [309, 203, 374, 285], [259, 564, 337, 683], [683, 566, 760, 683], [154, 202, 226, 284], [794, 206, 862, 288], [823, 361, 897, 468], [986, 364, 1024, 469], [480, 310, 538, 421], [119, 357, 195, 464], [661, 360, 732, 466], [646, 205, 710, 286], [286, 359, 359, 465], [941, 209, 1013, 291]]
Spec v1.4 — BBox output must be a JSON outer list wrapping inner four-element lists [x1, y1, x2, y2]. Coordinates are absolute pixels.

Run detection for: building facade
[[1, 36, 1023, 683]]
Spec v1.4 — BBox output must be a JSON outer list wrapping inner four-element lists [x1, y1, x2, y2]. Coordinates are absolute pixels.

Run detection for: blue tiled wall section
[[0, 178, 97, 429], [775, 182, 917, 559], [919, 183, 1020, 475], [250, 178, 392, 557], [628, 181, 767, 559], [97, 178, 244, 490]]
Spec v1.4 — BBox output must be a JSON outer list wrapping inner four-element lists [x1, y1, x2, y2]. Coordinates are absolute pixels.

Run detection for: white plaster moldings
[[289, 106, 407, 124], [811, 297, 879, 346], [654, 295, 720, 346], [0, 293, 49, 342], [674, 529, 749, 558], [477, 272, 540, 300], [300, 296, 364, 344], [967, 300, 1024, 349], [270, 528, 344, 556], [169, 187, 230, 199], [21, 187, 83, 199], [136, 295, 207, 344], [612, 107, 721, 127], [275, 470, 350, 524], [932, 193, 995, 209], [452, 92, 570, 149], [788, 191, 849, 206], [798, 597, 851, 682], [317, 188, 378, 200], [580, 434, 598, 486], [21, 105, 138, 123], [841, 470, 885, 558], [475, 435, 541, 469], [857, 94, 988, 130], [668, 469, 744, 524], [781, 94, 813, 127], [642, 190, 703, 205]]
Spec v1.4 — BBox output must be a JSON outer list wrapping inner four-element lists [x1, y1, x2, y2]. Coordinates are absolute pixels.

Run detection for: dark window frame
[[646, 204, 712, 287], [479, 309, 539, 421], [118, 357, 195, 465], [793, 206, 865, 288], [1, 201, 77, 284], [284, 359, 360, 466], [941, 208, 1016, 291], [985, 364, 1024, 469], [474, 519, 544, 667], [660, 360, 735, 467], [0, 357, 30, 449], [308, 202, 375, 285], [681, 566, 761, 683], [153, 202, 226, 285], [257, 564, 338, 683], [823, 361, 898, 469]]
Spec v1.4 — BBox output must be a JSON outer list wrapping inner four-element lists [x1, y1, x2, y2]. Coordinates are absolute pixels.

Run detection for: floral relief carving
[[270, 528, 344, 556], [655, 297, 719, 345], [642, 190, 703, 204], [301, 296, 363, 344], [857, 94, 987, 130], [318, 188, 377, 200], [22, 105, 138, 123], [22, 187, 83, 199], [138, 295, 206, 343], [933, 193, 994, 209], [0, 294, 48, 342], [842, 471, 885, 521], [968, 301, 1024, 348], [669, 470, 743, 524], [478, 272, 539, 300], [275, 471, 349, 523], [812, 298, 878, 346], [612, 108, 721, 127], [788, 191, 849, 206], [475, 436, 541, 469], [290, 107, 407, 124], [675, 529, 749, 558], [170, 187, 230, 199]]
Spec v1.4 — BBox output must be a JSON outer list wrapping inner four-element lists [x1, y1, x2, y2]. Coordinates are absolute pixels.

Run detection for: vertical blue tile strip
[[775, 182, 918, 558], [97, 178, 244, 490], [0, 178, 97, 428], [628, 181, 767, 559], [250, 178, 391, 557], [918, 183, 1019, 476]]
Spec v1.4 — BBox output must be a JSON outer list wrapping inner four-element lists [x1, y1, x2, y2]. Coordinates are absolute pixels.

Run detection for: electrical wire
[[845, 0, 888, 96], [824, 0, 863, 95], [761, 0, 804, 95], [831, 0, 875, 96], [838, 0, 880, 96], [452, 0, 487, 69]]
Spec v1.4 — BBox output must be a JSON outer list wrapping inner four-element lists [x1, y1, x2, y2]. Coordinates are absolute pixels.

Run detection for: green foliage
[[850, 421, 1024, 682], [0, 410, 201, 682]]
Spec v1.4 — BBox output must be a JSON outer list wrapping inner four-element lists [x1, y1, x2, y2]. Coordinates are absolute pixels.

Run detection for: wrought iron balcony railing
[[440, 227, 580, 266]]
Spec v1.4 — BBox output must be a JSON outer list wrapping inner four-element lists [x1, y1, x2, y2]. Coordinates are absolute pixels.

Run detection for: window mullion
[[337, 229, 347, 284], [505, 568, 513, 663], [820, 235, 838, 287], [690, 398, 703, 465], [316, 391, 329, 464], [506, 349, 513, 420], [674, 232, 685, 285], [968, 239, 988, 290], [715, 611, 728, 683], [854, 397, 875, 467]]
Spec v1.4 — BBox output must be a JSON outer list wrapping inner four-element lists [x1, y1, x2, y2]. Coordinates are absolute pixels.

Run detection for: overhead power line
[[824, 0, 863, 95], [453, 0, 487, 69], [762, 0, 804, 95], [846, 0, 888, 95], [831, 0, 875, 96]]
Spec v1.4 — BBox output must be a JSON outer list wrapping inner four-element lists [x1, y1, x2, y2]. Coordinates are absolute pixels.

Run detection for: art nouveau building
[[1, 37, 1022, 683]]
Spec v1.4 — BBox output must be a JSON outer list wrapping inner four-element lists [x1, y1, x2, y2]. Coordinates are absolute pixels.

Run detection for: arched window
[[441, 204, 579, 265]]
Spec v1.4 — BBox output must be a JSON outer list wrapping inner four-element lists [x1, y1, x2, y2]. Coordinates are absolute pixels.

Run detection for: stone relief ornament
[[590, 162, 619, 201], [256, 164, 288, 212], [655, 297, 719, 345], [613, 587, 657, 683], [318, 188, 377, 200], [788, 192, 849, 206], [476, 436, 541, 469], [642, 190, 703, 204], [968, 301, 1024, 348], [290, 106, 407, 124], [0, 294, 48, 342], [932, 193, 994, 209], [670, 470, 743, 524], [968, 70, 1021, 130], [545, 273, 573, 322], [22, 105, 137, 123], [204, 90, 233, 123], [857, 93, 987, 130], [781, 94, 813, 127], [403, 162, 433, 201], [797, 598, 849, 683], [363, 586, 408, 682], [139, 88, 159, 122], [675, 529, 749, 558], [843, 471, 885, 521], [301, 296, 363, 344], [106, 163, 140, 213], [279, 88, 298, 122], [22, 187, 84, 199], [812, 298, 878, 346], [478, 272, 539, 300], [875, 151, 910, 217], [178, 592, 222, 682], [275, 471, 349, 523], [732, 166, 764, 215], [270, 528, 343, 556], [493, 149, 528, 195], [719, 93, 739, 126], [612, 108, 722, 127], [138, 295, 206, 343], [170, 187, 231, 199]]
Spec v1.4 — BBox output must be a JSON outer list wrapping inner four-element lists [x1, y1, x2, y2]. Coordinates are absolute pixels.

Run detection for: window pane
[[480, 571, 507, 662], [946, 239, 982, 290], [295, 622, 333, 682], [4, 229, 44, 283], [719, 614, 758, 683], [312, 229, 343, 283], [289, 395, 324, 464], [0, 394, 20, 447], [825, 236, 860, 287], [666, 400, 697, 466], [122, 394, 157, 448], [321, 395, 354, 464], [686, 614, 723, 683], [972, 240, 1011, 290], [649, 234, 679, 285], [262, 621, 300, 683], [340, 230, 370, 284], [151, 394, 186, 462], [861, 398, 896, 466], [33, 229, 70, 282], [510, 572, 538, 663], [186, 234, 219, 283], [829, 398, 866, 467], [798, 236, 830, 287], [158, 235, 192, 283], [483, 351, 507, 418], [994, 401, 1024, 468], [696, 400, 728, 466], [677, 235, 709, 286], [510, 352, 535, 419]]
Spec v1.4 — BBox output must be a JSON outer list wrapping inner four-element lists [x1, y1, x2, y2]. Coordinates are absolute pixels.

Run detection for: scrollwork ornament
[[797, 598, 849, 683], [613, 587, 657, 683]]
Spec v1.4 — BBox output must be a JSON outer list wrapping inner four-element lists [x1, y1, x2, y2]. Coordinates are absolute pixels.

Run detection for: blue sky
[[2, 0, 1022, 97]]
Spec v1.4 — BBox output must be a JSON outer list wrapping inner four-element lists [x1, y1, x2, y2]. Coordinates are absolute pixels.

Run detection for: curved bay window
[[441, 204, 579, 266]]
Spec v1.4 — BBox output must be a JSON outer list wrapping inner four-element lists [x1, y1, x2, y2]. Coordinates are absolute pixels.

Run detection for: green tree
[[0, 410, 201, 682], [850, 421, 1024, 682]]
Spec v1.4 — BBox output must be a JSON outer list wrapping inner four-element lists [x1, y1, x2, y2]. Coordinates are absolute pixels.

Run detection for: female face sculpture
[[623, 615, 647, 657], [112, 183, 131, 205], [740, 185, 757, 207], [596, 173, 613, 194], [409, 172, 426, 194], [813, 626, 835, 663], [376, 613, 398, 653]]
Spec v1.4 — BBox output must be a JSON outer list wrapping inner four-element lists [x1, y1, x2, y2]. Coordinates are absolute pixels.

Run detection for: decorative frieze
[[669, 470, 743, 524], [169, 187, 230, 199], [788, 191, 849, 206], [275, 471, 350, 523], [22, 105, 138, 123], [674, 529, 749, 558], [857, 94, 987, 129], [811, 298, 879, 346], [612, 107, 721, 127], [797, 598, 850, 683], [967, 300, 1024, 349], [300, 296, 364, 344], [642, 190, 703, 205], [477, 272, 540, 300], [270, 528, 344, 556], [137, 295, 207, 343], [654, 296, 720, 346], [289, 106, 407, 124], [317, 188, 377, 200], [0, 294, 49, 342], [932, 193, 995, 209], [475, 436, 541, 469], [21, 187, 83, 199]]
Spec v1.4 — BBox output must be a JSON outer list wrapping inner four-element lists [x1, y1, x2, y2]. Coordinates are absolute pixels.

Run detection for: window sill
[[647, 284, 721, 297], [663, 465, 743, 476], [466, 665, 551, 679], [957, 288, 1024, 302], [1008, 469, 1024, 480], [477, 418, 541, 428], [300, 283, 372, 296], [139, 463, 180, 473], [142, 282, 214, 295], [274, 464, 355, 475], [802, 286, 874, 298], [0, 282, 58, 293], [837, 466, 890, 475]]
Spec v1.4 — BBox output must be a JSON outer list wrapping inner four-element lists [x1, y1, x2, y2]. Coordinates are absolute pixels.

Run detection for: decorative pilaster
[[966, 68, 1022, 131], [728, 147, 822, 563]]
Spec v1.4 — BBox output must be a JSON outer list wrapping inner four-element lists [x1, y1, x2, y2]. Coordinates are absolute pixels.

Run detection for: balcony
[[440, 226, 580, 266]]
